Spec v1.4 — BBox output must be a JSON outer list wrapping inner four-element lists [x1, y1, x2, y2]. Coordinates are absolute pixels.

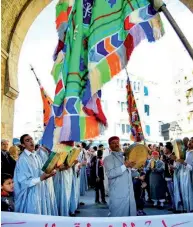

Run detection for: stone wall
[[1, 0, 51, 141]]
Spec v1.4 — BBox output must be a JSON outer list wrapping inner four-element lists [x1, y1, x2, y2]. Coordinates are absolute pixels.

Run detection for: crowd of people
[[1, 135, 193, 217]]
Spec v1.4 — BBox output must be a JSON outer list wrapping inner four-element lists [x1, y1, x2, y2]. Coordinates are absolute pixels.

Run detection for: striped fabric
[[51, 0, 164, 143]]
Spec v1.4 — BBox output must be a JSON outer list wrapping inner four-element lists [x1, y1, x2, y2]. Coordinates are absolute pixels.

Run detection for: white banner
[[1, 212, 193, 227]]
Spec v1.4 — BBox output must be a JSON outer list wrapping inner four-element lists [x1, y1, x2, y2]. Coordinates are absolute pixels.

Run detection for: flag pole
[[30, 64, 41, 86], [150, 0, 193, 60]]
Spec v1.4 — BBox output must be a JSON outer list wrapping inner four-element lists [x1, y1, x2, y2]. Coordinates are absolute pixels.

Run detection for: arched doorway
[[1, 0, 51, 140], [1, 0, 193, 141]]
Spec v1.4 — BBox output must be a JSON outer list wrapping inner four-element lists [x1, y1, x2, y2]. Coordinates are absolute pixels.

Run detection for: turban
[[108, 136, 120, 144], [152, 151, 159, 156]]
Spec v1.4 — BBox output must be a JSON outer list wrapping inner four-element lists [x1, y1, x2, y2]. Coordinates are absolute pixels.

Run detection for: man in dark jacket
[[95, 149, 107, 204], [163, 143, 175, 211], [1, 139, 16, 177]]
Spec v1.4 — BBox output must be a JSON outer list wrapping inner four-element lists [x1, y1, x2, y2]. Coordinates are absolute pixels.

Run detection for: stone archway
[[1, 0, 193, 141], [1, 0, 51, 140]]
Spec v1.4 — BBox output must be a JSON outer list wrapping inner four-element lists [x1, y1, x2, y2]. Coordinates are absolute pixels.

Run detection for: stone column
[[1, 48, 18, 142]]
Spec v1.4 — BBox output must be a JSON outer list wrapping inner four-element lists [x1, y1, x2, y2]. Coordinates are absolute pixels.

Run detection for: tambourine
[[125, 143, 148, 169], [65, 147, 81, 167], [173, 139, 185, 160]]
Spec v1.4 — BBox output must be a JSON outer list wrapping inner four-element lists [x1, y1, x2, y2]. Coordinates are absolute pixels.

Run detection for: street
[[77, 190, 172, 217]]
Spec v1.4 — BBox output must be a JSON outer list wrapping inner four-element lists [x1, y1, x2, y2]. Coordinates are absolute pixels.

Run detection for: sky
[[13, 0, 193, 138]]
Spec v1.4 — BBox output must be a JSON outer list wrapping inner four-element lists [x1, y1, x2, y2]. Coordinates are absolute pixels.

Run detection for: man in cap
[[104, 136, 136, 216], [147, 151, 166, 209]]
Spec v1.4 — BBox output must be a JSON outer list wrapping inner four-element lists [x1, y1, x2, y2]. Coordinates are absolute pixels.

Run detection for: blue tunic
[[54, 168, 73, 216], [37, 148, 58, 216], [69, 167, 77, 214], [79, 149, 88, 196], [14, 150, 53, 215]]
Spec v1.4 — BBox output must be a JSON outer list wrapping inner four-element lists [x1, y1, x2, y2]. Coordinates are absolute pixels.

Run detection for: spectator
[[1, 173, 14, 212], [1, 139, 16, 176], [133, 172, 147, 216], [9, 146, 19, 161]]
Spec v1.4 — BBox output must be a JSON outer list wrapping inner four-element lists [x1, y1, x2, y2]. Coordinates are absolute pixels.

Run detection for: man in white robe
[[79, 143, 88, 196], [104, 136, 136, 217], [37, 145, 58, 216], [173, 137, 193, 212], [14, 134, 56, 214], [54, 165, 73, 216], [103, 147, 110, 196]]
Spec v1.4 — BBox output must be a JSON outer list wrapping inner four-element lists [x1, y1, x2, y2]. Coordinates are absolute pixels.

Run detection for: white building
[[99, 70, 163, 143], [172, 70, 193, 138]]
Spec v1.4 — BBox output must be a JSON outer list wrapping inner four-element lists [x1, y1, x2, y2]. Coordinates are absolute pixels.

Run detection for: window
[[144, 86, 148, 96], [138, 82, 140, 91], [120, 102, 127, 112], [145, 125, 150, 136], [126, 124, 130, 133], [144, 104, 150, 116], [121, 102, 124, 112], [121, 80, 124, 88], [134, 81, 136, 90], [121, 124, 125, 134]]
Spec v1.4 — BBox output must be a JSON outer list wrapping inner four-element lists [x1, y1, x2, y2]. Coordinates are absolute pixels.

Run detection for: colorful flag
[[52, 0, 164, 143], [32, 68, 53, 128], [126, 76, 144, 142], [31, 67, 55, 150]]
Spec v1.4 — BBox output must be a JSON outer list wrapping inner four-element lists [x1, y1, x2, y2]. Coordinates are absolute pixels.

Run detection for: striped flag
[[31, 66, 53, 128], [126, 70, 144, 142]]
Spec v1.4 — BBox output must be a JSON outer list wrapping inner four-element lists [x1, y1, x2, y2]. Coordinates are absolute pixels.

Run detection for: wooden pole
[[150, 0, 193, 60]]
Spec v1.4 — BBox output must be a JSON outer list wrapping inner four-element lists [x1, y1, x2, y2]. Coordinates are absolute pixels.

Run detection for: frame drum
[[125, 143, 148, 169], [173, 139, 185, 160], [66, 147, 81, 167]]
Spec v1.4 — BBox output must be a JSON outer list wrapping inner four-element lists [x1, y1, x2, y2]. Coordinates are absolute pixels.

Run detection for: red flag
[[31, 66, 53, 128], [126, 73, 144, 142]]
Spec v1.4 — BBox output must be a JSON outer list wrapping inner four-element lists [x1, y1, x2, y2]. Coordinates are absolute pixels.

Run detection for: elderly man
[[104, 136, 136, 217], [1, 139, 16, 176]]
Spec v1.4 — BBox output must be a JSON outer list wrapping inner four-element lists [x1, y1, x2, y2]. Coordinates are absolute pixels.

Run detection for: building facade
[[97, 70, 162, 143]]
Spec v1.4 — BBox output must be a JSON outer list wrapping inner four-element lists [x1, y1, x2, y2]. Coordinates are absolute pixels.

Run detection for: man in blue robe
[[175, 137, 193, 212], [53, 165, 73, 216], [79, 143, 88, 196], [104, 136, 136, 217], [14, 134, 56, 214], [37, 145, 58, 216]]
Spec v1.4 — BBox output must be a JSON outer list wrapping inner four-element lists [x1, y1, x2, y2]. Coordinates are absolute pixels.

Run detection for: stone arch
[[1, 0, 193, 141], [1, 0, 51, 140]]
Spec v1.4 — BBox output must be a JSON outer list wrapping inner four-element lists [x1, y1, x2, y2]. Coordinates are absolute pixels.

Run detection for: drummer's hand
[[141, 182, 147, 188], [183, 161, 187, 166], [176, 159, 184, 164], [170, 155, 177, 161], [124, 160, 136, 168], [73, 160, 78, 165], [96, 177, 100, 182], [82, 161, 87, 166], [59, 164, 69, 171], [40, 169, 57, 181]]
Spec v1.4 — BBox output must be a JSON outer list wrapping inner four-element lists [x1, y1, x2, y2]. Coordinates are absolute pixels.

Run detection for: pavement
[[76, 189, 172, 217]]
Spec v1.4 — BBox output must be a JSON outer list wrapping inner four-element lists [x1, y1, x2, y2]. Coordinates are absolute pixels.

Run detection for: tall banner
[[51, 0, 164, 144]]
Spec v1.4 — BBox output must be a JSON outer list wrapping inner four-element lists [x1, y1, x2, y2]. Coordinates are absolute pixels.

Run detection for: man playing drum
[[104, 136, 136, 217]]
